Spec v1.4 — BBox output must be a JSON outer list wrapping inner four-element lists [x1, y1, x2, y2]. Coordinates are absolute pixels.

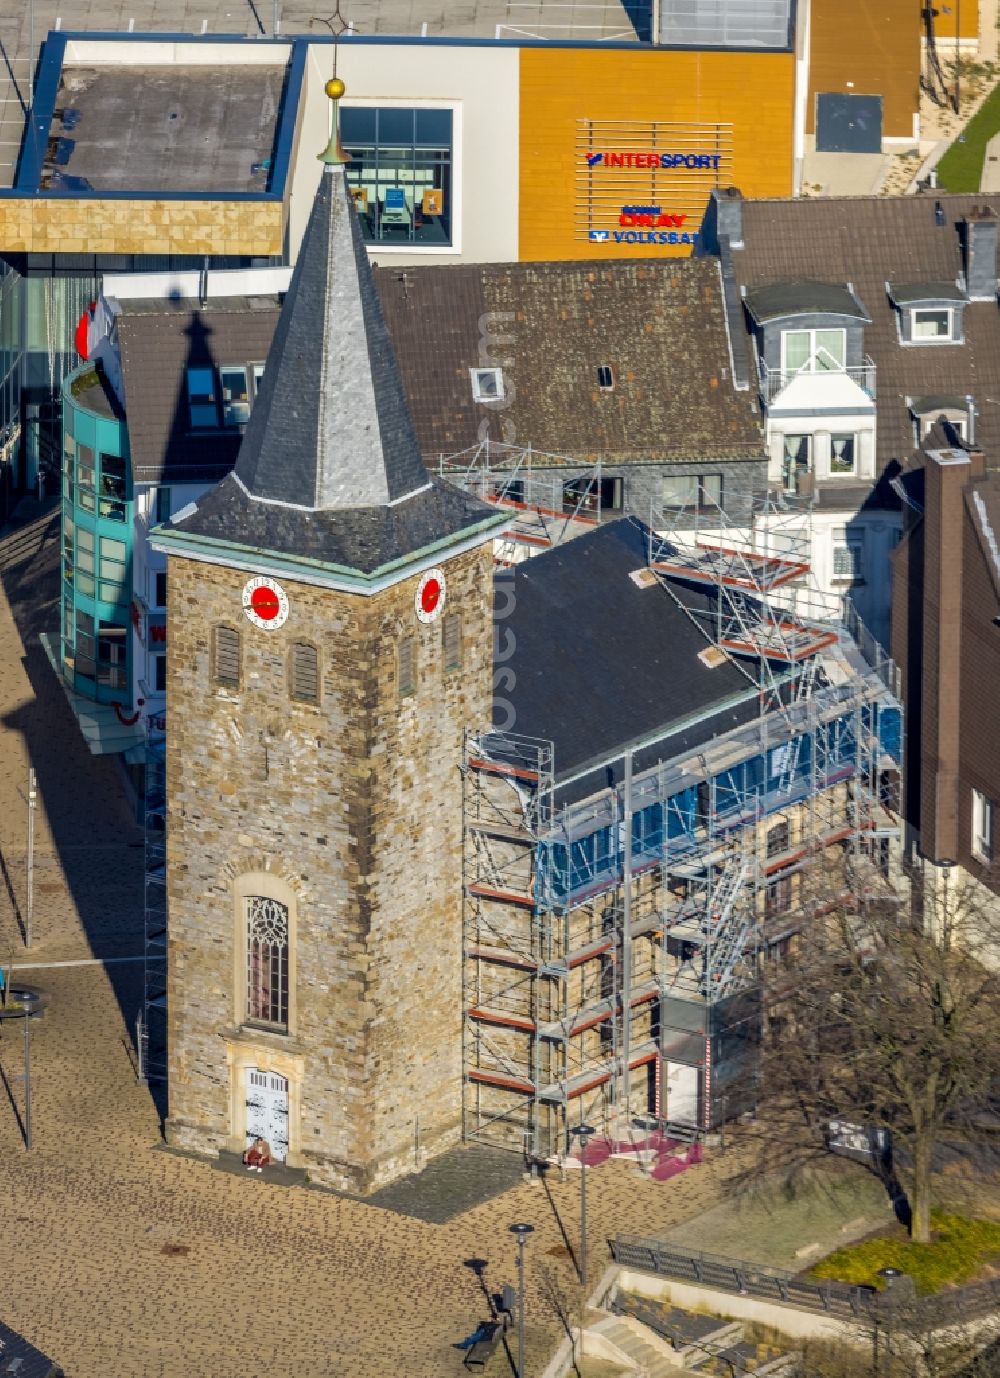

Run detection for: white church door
[[245, 1067, 289, 1161]]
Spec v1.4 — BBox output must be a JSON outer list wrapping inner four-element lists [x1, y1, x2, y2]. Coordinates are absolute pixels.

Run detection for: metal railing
[[758, 357, 876, 406], [610, 1235, 1000, 1328], [611, 1236, 875, 1317]]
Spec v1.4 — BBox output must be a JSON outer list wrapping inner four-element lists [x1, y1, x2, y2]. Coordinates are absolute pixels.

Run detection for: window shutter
[[214, 625, 241, 687], [443, 613, 462, 671], [290, 642, 319, 703], [399, 636, 416, 696]]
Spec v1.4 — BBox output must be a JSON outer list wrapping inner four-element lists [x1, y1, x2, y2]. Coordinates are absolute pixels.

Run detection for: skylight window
[[470, 368, 504, 402], [597, 365, 614, 390]]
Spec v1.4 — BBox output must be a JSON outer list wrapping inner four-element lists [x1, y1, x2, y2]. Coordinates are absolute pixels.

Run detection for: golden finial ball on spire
[[325, 77, 346, 100]]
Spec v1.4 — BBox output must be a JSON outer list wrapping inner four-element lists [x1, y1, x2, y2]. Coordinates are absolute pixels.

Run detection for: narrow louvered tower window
[[442, 612, 462, 672], [289, 641, 319, 704], [213, 625, 241, 688], [398, 635, 416, 697]]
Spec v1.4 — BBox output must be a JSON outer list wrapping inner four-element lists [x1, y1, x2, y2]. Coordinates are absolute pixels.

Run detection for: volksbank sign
[[590, 207, 699, 247]]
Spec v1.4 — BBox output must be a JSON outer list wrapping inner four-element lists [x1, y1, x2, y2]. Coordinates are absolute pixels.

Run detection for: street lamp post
[[570, 1123, 596, 1289], [509, 1222, 534, 1378]]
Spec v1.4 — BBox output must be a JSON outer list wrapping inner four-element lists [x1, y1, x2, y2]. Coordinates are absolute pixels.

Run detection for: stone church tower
[[152, 86, 504, 1192]]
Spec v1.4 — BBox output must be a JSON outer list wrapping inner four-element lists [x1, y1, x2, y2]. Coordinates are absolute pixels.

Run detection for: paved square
[[0, 504, 746, 1377]]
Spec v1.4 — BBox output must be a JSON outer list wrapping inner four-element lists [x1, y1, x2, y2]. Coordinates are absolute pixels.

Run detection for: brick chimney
[[963, 207, 998, 301], [920, 447, 986, 861]]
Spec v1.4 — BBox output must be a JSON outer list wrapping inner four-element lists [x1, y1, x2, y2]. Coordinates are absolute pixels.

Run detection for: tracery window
[[246, 896, 289, 1030]]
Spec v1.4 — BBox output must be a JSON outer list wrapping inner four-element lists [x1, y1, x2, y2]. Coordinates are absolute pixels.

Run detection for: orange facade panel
[[808, 0, 921, 139], [518, 47, 795, 263]]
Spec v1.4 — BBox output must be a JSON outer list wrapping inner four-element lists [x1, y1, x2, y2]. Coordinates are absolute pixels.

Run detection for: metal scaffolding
[[436, 441, 608, 563], [461, 486, 903, 1161]]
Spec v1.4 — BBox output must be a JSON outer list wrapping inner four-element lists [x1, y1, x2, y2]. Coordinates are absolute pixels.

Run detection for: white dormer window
[[471, 367, 504, 402], [911, 307, 954, 341]]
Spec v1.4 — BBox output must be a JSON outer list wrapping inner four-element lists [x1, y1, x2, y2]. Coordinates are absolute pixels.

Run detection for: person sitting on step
[[243, 1137, 272, 1172]]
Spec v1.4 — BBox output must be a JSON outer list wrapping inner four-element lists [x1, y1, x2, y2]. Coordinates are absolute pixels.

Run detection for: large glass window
[[99, 535, 128, 606], [77, 443, 96, 513], [912, 308, 952, 340], [662, 473, 723, 511], [220, 366, 251, 426], [75, 609, 96, 681], [342, 106, 453, 247], [830, 434, 857, 475], [98, 451, 127, 521], [187, 367, 218, 428], [782, 434, 811, 492], [97, 621, 127, 689], [781, 328, 846, 375]]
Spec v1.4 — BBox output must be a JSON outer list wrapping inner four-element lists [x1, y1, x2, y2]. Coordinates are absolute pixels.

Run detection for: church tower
[[151, 82, 505, 1192]]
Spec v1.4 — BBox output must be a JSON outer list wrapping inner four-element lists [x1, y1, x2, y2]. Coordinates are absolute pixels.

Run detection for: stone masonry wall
[[0, 198, 284, 257], [164, 542, 494, 1192]]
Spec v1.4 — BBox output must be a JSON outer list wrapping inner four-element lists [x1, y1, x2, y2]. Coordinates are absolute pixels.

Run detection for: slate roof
[[167, 164, 501, 573], [374, 259, 764, 465], [889, 281, 965, 305], [0, 1316, 63, 1378], [729, 192, 1000, 471], [117, 297, 281, 486], [744, 281, 868, 322], [497, 517, 767, 804]]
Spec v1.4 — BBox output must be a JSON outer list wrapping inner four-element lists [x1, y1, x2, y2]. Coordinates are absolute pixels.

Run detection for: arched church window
[[213, 624, 241, 688], [246, 895, 289, 1030]]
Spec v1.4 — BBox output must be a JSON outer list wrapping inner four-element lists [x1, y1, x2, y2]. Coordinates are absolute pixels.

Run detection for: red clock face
[[242, 576, 289, 630], [416, 569, 446, 624]]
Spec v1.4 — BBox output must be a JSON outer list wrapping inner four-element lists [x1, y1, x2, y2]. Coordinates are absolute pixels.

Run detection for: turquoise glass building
[[60, 364, 132, 704]]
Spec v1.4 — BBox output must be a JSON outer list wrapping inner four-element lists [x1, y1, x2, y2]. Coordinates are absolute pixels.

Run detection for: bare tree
[[754, 857, 1000, 1244]]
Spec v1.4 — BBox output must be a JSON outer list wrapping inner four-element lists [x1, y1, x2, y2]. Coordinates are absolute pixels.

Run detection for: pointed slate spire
[[156, 81, 505, 585], [233, 85, 431, 513]]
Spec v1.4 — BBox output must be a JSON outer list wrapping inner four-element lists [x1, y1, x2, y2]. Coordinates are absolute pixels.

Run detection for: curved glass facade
[[61, 366, 132, 704]]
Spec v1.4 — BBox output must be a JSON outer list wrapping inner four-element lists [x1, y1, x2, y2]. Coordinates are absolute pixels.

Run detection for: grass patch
[[937, 80, 1000, 191], [811, 1212, 1000, 1295]]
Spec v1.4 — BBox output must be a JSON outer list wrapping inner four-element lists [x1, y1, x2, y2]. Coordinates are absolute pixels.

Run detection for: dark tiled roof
[[889, 281, 965, 305], [909, 395, 971, 414], [497, 517, 764, 798], [731, 192, 1000, 471], [744, 280, 868, 321], [170, 470, 500, 576], [374, 259, 764, 465], [117, 297, 280, 486], [0, 1317, 63, 1378]]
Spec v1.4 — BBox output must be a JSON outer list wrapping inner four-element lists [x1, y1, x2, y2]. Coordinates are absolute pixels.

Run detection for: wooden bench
[[463, 1320, 503, 1369]]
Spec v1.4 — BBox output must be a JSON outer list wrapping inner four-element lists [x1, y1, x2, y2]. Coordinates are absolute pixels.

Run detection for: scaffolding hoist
[[142, 728, 167, 1082], [461, 475, 903, 1163]]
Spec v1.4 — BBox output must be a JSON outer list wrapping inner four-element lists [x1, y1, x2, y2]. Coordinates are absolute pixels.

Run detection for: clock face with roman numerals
[[416, 569, 446, 624], [242, 576, 289, 630]]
